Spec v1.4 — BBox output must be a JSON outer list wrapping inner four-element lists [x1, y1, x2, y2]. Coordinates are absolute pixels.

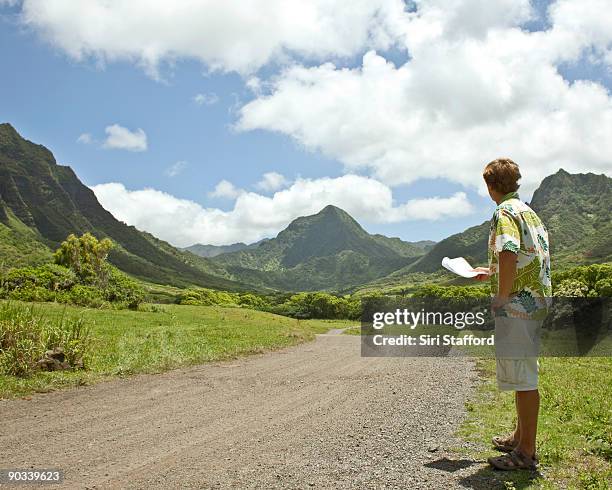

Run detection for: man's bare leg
[[516, 389, 539, 457], [512, 391, 521, 444]]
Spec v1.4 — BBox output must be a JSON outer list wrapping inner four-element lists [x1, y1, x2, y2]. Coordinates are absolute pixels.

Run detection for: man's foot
[[488, 449, 538, 471], [492, 434, 519, 453]]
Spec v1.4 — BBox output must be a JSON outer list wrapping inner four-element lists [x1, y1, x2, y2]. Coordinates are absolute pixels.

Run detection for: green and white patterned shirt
[[488, 191, 552, 320]]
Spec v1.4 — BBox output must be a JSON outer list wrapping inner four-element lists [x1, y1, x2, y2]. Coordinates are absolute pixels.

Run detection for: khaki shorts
[[496, 357, 539, 391], [495, 316, 541, 391]]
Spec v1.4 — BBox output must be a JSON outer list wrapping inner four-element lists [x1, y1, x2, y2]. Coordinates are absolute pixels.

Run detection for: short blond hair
[[483, 158, 521, 194]]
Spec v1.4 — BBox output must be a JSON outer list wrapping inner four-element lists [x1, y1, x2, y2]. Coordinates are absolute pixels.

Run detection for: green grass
[[459, 358, 611, 489], [0, 301, 351, 398], [0, 212, 52, 272]]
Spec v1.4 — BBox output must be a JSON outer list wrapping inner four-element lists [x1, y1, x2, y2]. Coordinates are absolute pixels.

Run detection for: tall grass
[[0, 302, 91, 376], [460, 358, 612, 488]]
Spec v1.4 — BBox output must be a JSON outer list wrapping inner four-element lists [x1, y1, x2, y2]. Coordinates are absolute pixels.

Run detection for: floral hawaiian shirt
[[488, 191, 552, 320]]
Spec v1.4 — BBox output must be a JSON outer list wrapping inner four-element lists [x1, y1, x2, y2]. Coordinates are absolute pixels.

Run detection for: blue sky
[[1, 1, 610, 247]]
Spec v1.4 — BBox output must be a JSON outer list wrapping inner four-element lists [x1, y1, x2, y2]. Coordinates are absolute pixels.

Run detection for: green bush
[[412, 284, 490, 300], [1, 264, 77, 292], [178, 288, 239, 306], [7, 285, 56, 303], [272, 292, 361, 320], [237, 293, 271, 310], [0, 264, 144, 309], [103, 268, 144, 309], [177, 288, 360, 320], [553, 264, 612, 297], [66, 285, 107, 308], [53, 232, 113, 286], [553, 279, 589, 298], [0, 302, 92, 377]]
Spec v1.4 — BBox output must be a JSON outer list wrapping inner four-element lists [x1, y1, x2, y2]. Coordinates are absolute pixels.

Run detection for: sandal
[[492, 434, 518, 453], [488, 449, 538, 471]]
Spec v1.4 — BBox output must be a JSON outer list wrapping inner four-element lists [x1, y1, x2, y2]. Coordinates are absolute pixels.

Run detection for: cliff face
[[0, 123, 247, 290]]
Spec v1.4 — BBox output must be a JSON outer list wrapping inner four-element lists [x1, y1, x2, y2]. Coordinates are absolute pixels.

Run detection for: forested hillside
[[0, 123, 246, 290]]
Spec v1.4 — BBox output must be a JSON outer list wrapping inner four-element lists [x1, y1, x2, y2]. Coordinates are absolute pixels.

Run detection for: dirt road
[[1, 332, 498, 489]]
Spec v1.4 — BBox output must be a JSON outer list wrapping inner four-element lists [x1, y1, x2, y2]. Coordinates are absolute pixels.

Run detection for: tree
[[53, 233, 114, 286]]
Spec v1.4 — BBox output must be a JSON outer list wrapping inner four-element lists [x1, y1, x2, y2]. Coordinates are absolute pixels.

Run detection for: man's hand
[[491, 295, 510, 312], [472, 266, 490, 282]]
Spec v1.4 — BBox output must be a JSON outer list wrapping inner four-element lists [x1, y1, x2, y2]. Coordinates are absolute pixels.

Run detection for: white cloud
[[164, 160, 187, 178], [255, 172, 289, 192], [76, 132, 93, 144], [19, 0, 409, 77], [546, 0, 612, 65], [102, 124, 147, 152], [236, 0, 612, 195], [20, 0, 612, 202], [193, 92, 219, 106], [209, 180, 242, 199], [91, 175, 473, 247]]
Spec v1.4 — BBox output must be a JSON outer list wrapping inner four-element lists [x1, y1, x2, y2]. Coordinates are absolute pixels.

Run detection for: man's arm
[[494, 250, 517, 306]]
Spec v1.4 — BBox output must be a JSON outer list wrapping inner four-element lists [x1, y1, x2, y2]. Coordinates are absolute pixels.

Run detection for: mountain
[[210, 205, 431, 291], [529, 169, 612, 264], [2, 123, 607, 294], [402, 221, 489, 274], [183, 242, 249, 258], [183, 239, 270, 258], [0, 123, 247, 290], [380, 169, 612, 280]]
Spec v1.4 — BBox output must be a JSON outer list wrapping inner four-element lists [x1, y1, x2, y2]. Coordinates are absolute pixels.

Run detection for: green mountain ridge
[[183, 240, 269, 258], [1, 123, 609, 294], [210, 205, 432, 291], [0, 123, 248, 290], [364, 168, 612, 291]]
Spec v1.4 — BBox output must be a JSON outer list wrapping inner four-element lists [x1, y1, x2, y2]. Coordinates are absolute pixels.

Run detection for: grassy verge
[[0, 301, 351, 399], [459, 358, 611, 489]]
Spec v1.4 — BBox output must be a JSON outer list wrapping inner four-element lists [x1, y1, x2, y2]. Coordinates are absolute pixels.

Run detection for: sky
[[0, 0, 611, 247]]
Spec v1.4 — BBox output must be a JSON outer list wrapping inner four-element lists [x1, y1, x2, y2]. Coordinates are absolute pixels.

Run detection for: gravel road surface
[[2, 331, 503, 489]]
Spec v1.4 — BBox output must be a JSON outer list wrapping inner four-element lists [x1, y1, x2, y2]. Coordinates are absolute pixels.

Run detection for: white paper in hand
[[441, 256, 479, 278]]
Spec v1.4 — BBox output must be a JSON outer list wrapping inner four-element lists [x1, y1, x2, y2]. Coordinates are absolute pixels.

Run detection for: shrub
[[7, 285, 56, 303], [553, 279, 589, 298], [66, 285, 107, 308], [0, 302, 92, 377], [178, 288, 239, 306], [1, 264, 77, 292], [272, 292, 361, 320], [0, 264, 143, 309], [553, 264, 612, 297], [237, 293, 270, 310], [412, 284, 490, 300], [594, 278, 612, 297], [103, 268, 144, 309], [54, 232, 113, 286]]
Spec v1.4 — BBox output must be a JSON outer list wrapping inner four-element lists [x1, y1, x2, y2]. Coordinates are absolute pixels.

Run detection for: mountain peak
[[319, 204, 347, 215], [285, 205, 361, 234], [0, 122, 17, 133], [533, 169, 610, 198], [306, 204, 354, 223]]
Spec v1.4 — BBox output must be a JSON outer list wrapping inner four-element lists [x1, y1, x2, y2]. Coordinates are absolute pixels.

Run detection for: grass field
[[459, 358, 611, 489], [0, 301, 351, 398]]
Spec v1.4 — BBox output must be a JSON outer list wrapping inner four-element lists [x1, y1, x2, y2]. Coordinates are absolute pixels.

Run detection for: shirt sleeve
[[494, 209, 520, 254]]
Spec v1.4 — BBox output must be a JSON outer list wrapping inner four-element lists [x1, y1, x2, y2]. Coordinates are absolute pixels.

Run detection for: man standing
[[473, 158, 551, 471]]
